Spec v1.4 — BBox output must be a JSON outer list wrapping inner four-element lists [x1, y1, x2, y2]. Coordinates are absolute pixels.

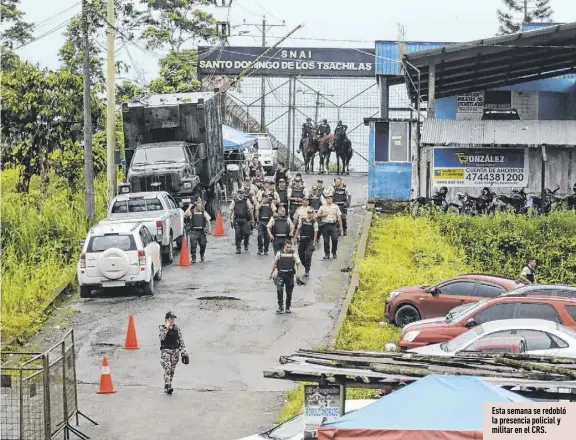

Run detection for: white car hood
[[408, 343, 450, 356], [403, 317, 445, 332]]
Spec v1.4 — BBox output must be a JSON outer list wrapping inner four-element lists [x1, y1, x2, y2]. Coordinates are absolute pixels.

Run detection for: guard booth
[[364, 118, 417, 202]]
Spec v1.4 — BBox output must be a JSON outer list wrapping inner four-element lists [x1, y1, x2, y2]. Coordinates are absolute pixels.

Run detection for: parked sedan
[[385, 274, 524, 328], [408, 319, 576, 358], [399, 296, 576, 350], [503, 284, 576, 298]]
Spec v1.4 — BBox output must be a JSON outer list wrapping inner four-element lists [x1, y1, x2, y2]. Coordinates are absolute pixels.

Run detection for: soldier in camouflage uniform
[[159, 311, 187, 395]]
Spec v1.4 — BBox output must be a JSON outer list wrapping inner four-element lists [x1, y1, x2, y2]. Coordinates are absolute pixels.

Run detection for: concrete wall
[[368, 123, 413, 201], [416, 145, 575, 199]]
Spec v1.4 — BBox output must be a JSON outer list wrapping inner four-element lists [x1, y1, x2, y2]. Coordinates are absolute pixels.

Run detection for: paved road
[[35, 174, 367, 440]]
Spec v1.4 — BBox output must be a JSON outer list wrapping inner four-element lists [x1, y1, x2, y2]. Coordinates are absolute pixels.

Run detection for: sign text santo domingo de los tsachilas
[[197, 47, 375, 77]]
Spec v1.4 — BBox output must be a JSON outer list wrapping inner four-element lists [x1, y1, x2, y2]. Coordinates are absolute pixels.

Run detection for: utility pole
[[239, 16, 285, 130], [82, 0, 95, 218], [524, 0, 529, 22], [106, 0, 117, 201]]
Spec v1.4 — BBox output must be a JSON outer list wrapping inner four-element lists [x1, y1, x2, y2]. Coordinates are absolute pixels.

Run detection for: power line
[[14, 14, 81, 50], [34, 2, 81, 30]]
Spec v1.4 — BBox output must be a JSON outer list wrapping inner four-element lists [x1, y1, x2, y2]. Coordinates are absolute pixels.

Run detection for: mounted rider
[[316, 119, 331, 137], [298, 117, 315, 153], [334, 120, 348, 138]]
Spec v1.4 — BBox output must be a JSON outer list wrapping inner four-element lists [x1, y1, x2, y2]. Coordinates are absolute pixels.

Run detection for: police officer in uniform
[[159, 311, 187, 395], [334, 120, 348, 137], [316, 194, 343, 260], [332, 177, 351, 236], [184, 199, 212, 262], [229, 191, 254, 254], [276, 178, 289, 213], [249, 156, 264, 178], [267, 205, 294, 255], [257, 179, 281, 206], [256, 193, 276, 256], [292, 197, 313, 231], [520, 258, 538, 284], [309, 186, 325, 212], [270, 241, 302, 314], [274, 162, 291, 187], [295, 207, 319, 277], [316, 179, 326, 197], [316, 118, 331, 137], [299, 117, 315, 153], [288, 177, 308, 221]]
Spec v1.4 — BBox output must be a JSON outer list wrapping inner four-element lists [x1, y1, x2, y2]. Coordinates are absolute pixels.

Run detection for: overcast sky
[[16, 0, 576, 82]]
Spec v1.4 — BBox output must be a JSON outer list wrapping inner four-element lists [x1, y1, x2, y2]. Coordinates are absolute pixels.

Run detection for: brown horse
[[302, 135, 319, 173], [317, 134, 333, 174]]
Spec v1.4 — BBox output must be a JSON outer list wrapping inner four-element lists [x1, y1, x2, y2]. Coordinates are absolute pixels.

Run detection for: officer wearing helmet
[[317, 118, 331, 137], [270, 241, 302, 314], [229, 190, 254, 254], [334, 120, 348, 137], [299, 118, 315, 153]]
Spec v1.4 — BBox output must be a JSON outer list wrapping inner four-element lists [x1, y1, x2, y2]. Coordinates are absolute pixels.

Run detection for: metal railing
[[1, 330, 96, 440]]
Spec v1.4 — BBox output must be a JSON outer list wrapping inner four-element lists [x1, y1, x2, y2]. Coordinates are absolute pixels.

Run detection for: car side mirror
[[155, 234, 163, 243], [429, 286, 439, 295], [465, 318, 477, 329]]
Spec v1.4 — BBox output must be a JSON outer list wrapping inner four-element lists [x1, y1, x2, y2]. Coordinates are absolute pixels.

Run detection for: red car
[[385, 274, 524, 327], [399, 296, 576, 350]]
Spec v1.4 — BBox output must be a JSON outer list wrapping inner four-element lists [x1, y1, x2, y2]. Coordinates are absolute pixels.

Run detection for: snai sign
[[197, 46, 375, 77]]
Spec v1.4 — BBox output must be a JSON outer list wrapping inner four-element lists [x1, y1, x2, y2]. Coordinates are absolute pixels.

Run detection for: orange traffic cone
[[96, 356, 116, 394], [213, 211, 225, 237], [178, 235, 192, 266], [124, 315, 139, 349]]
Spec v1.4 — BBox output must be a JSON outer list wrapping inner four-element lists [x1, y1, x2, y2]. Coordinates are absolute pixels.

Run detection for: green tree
[[497, 0, 553, 35], [0, 0, 34, 50], [148, 49, 201, 93], [116, 79, 144, 103], [140, 0, 215, 51]]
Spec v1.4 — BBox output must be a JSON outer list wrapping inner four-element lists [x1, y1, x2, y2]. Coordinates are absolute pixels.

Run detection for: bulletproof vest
[[249, 165, 258, 177], [300, 219, 315, 238], [333, 187, 347, 205], [191, 210, 206, 230], [277, 189, 288, 205], [292, 187, 305, 205], [309, 194, 322, 211], [160, 326, 180, 350], [317, 187, 325, 196], [259, 204, 273, 221], [272, 217, 290, 237], [276, 170, 287, 184], [234, 199, 249, 219], [523, 265, 536, 283], [278, 252, 296, 272]]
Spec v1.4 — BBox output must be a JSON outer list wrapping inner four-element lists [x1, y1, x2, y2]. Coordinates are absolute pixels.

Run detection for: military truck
[[120, 92, 225, 218]]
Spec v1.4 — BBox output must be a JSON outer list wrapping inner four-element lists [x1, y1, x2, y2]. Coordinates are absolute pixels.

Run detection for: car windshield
[[132, 146, 186, 165], [111, 198, 163, 213], [258, 141, 272, 150], [88, 235, 135, 252], [445, 299, 490, 324], [265, 414, 303, 440], [442, 325, 485, 352]]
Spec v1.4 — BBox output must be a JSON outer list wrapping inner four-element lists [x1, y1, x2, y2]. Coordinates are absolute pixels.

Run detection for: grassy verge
[[277, 214, 470, 422], [1, 169, 108, 345]]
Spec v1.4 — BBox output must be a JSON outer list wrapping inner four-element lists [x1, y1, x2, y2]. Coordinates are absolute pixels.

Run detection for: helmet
[[337, 120, 342, 125], [322, 119, 327, 123], [439, 186, 448, 195], [306, 118, 312, 123], [482, 187, 490, 195]]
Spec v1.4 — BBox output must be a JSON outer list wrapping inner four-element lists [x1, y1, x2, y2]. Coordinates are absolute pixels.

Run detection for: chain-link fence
[[1, 330, 95, 440]]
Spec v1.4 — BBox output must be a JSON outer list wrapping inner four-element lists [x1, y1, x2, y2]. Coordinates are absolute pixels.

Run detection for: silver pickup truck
[[105, 191, 185, 264]]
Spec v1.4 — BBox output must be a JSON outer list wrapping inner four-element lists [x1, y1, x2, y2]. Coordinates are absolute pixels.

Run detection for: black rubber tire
[[175, 236, 183, 250], [142, 271, 155, 296], [162, 234, 174, 264], [394, 305, 421, 328], [80, 286, 92, 298], [154, 262, 163, 281]]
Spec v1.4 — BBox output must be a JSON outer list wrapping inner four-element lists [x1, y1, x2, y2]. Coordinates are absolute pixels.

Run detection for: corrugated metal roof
[[421, 120, 576, 146], [375, 41, 455, 75], [126, 92, 215, 107]]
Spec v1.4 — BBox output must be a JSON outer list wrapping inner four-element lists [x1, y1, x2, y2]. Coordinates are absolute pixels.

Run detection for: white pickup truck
[[105, 191, 185, 264]]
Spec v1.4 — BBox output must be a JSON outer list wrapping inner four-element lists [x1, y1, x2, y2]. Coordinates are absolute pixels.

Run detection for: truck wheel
[[80, 286, 92, 298], [154, 263, 163, 281], [162, 234, 174, 264], [175, 236, 182, 250], [142, 271, 155, 296]]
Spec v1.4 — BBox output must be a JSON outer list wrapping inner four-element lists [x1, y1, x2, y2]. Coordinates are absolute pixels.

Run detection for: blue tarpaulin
[[222, 124, 257, 151], [318, 375, 532, 440]]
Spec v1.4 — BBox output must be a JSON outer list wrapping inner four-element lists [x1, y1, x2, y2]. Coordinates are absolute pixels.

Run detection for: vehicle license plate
[[102, 281, 126, 287], [182, 198, 191, 203]]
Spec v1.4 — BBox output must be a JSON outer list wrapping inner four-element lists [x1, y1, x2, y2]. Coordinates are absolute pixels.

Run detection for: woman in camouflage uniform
[[159, 311, 187, 395]]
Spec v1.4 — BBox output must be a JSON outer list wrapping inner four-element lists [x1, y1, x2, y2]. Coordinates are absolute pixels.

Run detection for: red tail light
[[156, 220, 163, 236], [80, 253, 86, 269], [138, 250, 146, 270]]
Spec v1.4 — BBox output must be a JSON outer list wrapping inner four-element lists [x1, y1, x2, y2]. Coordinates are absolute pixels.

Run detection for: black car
[[503, 284, 576, 299]]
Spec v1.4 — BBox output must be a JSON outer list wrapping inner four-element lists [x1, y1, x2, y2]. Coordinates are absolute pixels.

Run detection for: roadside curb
[[328, 204, 374, 349], [1, 281, 72, 350]]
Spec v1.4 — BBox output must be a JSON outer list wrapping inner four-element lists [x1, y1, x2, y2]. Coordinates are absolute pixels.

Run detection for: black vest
[[277, 189, 288, 205], [300, 219, 315, 239], [291, 187, 305, 206], [333, 187, 347, 205], [272, 217, 290, 237], [275, 170, 287, 184], [191, 210, 206, 230], [259, 204, 273, 222], [249, 165, 259, 177], [523, 265, 536, 283], [309, 194, 322, 211], [160, 326, 180, 350], [278, 252, 296, 272], [234, 199, 249, 219]]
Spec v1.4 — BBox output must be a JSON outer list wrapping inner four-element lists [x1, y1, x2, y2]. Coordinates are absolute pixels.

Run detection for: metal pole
[[291, 79, 297, 170], [82, 0, 95, 219], [287, 76, 293, 169], [339, 384, 346, 416], [61, 342, 69, 431], [314, 91, 320, 123], [43, 354, 52, 439], [71, 330, 79, 426], [106, 0, 117, 201], [260, 16, 266, 129]]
